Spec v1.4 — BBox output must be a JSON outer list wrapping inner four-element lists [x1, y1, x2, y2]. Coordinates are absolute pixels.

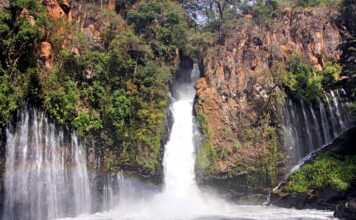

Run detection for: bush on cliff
[[280, 53, 342, 101], [281, 53, 323, 101]]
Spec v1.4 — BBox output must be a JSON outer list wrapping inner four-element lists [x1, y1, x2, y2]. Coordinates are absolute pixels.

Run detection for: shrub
[[282, 53, 323, 101], [43, 75, 80, 124], [73, 110, 103, 137], [108, 89, 132, 135], [285, 155, 356, 192], [320, 62, 341, 86]]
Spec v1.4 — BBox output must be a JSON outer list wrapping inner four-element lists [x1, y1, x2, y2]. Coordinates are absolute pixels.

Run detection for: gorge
[[0, 0, 355, 219], [1, 65, 336, 220]]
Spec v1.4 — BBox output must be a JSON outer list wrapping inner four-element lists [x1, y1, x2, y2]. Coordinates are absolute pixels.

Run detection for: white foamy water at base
[[57, 65, 336, 220], [57, 204, 334, 220]]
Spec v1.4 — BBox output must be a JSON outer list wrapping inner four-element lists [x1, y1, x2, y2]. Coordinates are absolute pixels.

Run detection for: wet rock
[[335, 199, 356, 220], [270, 187, 349, 211]]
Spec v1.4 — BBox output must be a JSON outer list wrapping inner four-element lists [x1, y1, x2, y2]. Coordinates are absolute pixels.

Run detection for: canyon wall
[[194, 7, 354, 198]]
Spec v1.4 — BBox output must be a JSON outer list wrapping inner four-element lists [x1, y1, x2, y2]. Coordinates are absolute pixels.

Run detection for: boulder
[[335, 199, 356, 220]]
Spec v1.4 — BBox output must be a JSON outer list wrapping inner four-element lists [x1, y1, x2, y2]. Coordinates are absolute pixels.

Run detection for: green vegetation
[[285, 155, 356, 192], [321, 62, 341, 86], [279, 53, 341, 101], [181, 0, 341, 33], [293, 0, 342, 8], [195, 139, 216, 172], [251, 0, 279, 27], [195, 112, 216, 172], [0, 0, 47, 127], [282, 53, 323, 101]]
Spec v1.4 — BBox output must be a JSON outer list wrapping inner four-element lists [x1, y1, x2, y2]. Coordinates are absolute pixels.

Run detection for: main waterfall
[[163, 63, 200, 197], [1, 108, 91, 220]]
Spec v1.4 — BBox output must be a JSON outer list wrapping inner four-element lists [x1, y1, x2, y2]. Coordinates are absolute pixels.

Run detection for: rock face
[[43, 0, 69, 20], [0, 0, 9, 11], [38, 42, 53, 69], [195, 7, 345, 195], [38, 0, 119, 69]]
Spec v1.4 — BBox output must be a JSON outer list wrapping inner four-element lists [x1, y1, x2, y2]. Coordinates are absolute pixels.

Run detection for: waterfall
[[301, 101, 313, 152], [2, 107, 91, 220], [163, 65, 200, 197], [282, 89, 354, 168], [51, 65, 335, 220], [309, 105, 323, 147], [318, 98, 331, 144]]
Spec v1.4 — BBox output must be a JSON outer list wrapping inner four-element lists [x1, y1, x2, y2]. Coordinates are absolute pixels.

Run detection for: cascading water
[[282, 89, 353, 169], [59, 65, 334, 220], [1, 107, 91, 220], [163, 64, 201, 197]]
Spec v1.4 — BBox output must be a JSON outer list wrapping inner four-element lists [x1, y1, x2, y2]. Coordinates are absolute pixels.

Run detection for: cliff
[[194, 6, 352, 197]]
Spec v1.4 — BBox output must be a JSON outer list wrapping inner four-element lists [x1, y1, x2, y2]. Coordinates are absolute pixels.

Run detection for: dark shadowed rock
[[335, 198, 356, 220]]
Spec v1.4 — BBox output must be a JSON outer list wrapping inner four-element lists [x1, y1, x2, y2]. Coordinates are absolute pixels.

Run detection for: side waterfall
[[2, 108, 91, 220], [282, 89, 353, 170]]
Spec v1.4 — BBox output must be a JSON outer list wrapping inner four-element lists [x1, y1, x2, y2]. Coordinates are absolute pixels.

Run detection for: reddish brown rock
[[38, 41, 53, 69], [195, 7, 344, 184], [43, 0, 66, 19], [107, 0, 115, 11]]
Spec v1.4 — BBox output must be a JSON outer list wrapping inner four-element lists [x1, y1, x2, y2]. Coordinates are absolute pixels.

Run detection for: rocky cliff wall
[[194, 7, 350, 197]]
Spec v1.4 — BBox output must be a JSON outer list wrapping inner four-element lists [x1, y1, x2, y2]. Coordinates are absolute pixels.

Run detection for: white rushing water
[[57, 65, 335, 220], [2, 108, 91, 220]]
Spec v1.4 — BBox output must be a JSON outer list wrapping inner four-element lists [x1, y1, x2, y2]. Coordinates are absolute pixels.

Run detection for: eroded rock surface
[[195, 7, 345, 194]]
